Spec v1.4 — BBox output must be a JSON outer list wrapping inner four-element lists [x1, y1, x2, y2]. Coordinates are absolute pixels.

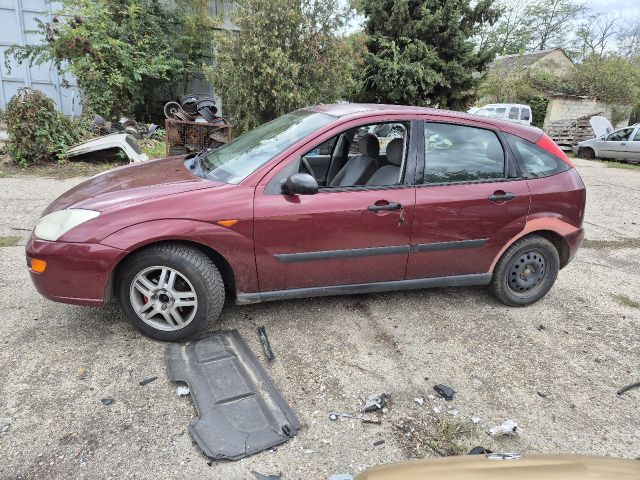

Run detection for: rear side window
[[508, 107, 519, 120], [424, 123, 505, 184], [506, 134, 570, 178], [520, 109, 530, 121]]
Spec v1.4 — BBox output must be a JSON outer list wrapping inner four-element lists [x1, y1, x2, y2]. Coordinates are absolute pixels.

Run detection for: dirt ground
[[0, 158, 639, 479]]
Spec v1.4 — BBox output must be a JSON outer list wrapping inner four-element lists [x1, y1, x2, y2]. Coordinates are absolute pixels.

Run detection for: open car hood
[[589, 116, 613, 138]]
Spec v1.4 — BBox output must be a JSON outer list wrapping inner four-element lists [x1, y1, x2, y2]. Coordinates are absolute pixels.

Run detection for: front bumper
[[26, 234, 125, 306]]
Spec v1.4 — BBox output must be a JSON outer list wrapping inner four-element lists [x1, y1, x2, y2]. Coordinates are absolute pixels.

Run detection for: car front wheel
[[116, 244, 225, 341], [490, 235, 560, 307]]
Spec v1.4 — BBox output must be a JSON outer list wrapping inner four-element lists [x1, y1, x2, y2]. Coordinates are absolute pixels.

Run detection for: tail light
[[536, 134, 574, 167]]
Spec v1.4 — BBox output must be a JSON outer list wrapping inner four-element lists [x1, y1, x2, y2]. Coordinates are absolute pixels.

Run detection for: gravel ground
[[0, 158, 639, 479]]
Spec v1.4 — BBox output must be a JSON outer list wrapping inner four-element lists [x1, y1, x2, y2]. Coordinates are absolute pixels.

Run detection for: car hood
[[42, 155, 222, 215]]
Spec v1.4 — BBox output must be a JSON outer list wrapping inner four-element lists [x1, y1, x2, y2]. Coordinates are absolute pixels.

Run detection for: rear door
[[623, 126, 640, 162], [406, 120, 530, 279]]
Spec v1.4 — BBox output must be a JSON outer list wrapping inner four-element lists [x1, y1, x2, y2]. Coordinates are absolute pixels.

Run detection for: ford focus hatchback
[[26, 104, 586, 340]]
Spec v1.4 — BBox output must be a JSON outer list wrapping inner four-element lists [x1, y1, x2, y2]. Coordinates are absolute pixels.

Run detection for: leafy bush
[[206, 0, 357, 133], [6, 88, 80, 166], [5, 0, 215, 120]]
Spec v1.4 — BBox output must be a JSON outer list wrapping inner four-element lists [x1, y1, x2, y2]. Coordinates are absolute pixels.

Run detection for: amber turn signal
[[216, 219, 238, 228], [30, 258, 47, 273]]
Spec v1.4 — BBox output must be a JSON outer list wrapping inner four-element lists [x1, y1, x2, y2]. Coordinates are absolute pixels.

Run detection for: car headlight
[[34, 209, 100, 241]]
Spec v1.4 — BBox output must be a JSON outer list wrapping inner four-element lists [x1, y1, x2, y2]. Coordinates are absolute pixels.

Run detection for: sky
[[586, 0, 640, 19]]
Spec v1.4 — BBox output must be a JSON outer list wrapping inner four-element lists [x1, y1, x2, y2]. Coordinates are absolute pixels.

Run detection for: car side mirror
[[282, 173, 318, 195]]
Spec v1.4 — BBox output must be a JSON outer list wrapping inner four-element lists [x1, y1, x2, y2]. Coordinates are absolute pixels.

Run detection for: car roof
[[308, 103, 543, 143]]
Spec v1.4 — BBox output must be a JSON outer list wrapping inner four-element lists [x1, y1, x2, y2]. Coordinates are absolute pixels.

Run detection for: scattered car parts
[[361, 392, 389, 412], [67, 133, 149, 163], [328, 411, 381, 424], [166, 330, 300, 460], [258, 325, 275, 361], [489, 419, 518, 436], [433, 384, 455, 401], [617, 381, 640, 397]]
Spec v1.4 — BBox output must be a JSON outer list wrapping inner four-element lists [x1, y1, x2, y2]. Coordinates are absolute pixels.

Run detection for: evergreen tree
[[359, 0, 500, 109]]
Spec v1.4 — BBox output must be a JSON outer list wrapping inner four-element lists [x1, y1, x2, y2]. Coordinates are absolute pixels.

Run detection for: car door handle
[[368, 202, 402, 212], [488, 192, 516, 202]]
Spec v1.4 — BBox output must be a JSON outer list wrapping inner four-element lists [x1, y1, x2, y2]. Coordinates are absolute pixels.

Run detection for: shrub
[[6, 88, 79, 166]]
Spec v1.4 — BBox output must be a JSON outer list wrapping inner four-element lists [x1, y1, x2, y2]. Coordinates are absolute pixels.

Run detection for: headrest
[[358, 133, 379, 158], [385, 138, 404, 166]]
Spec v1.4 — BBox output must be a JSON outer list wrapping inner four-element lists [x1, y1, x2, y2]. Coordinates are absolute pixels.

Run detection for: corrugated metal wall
[[0, 0, 81, 116]]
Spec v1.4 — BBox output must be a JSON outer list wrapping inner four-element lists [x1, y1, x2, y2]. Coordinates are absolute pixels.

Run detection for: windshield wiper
[[187, 149, 212, 177]]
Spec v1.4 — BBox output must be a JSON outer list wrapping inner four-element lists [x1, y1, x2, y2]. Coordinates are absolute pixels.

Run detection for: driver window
[[607, 128, 634, 141], [298, 122, 409, 188]]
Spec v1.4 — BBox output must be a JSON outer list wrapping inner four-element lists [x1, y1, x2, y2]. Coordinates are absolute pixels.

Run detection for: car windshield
[[200, 110, 334, 183]]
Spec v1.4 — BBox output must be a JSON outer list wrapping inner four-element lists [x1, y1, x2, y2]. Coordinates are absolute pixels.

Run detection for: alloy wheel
[[129, 266, 198, 331]]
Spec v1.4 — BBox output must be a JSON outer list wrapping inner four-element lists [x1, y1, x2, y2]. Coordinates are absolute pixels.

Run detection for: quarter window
[[633, 129, 640, 141], [423, 123, 506, 184], [506, 134, 569, 178]]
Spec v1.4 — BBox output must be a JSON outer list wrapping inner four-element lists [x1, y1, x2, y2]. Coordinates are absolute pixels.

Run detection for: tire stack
[[164, 95, 233, 156]]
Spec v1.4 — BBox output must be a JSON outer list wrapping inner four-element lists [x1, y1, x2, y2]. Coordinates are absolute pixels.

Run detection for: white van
[[471, 103, 533, 126]]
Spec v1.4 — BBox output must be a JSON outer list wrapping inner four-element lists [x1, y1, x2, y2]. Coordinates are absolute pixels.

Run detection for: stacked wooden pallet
[[546, 112, 602, 151]]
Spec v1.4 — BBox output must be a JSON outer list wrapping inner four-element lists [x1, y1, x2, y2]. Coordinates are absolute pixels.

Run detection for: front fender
[[100, 218, 258, 293]]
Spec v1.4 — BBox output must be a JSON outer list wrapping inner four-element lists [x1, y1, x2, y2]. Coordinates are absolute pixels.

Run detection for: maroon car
[[26, 104, 586, 340]]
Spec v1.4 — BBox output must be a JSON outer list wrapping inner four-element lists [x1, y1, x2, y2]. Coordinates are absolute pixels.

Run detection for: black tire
[[490, 235, 560, 307], [116, 244, 225, 341], [578, 147, 595, 160]]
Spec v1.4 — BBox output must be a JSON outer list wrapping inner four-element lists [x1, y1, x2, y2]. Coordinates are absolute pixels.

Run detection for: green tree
[[207, 0, 356, 133], [357, 0, 500, 110], [5, 0, 215, 119], [524, 0, 587, 51]]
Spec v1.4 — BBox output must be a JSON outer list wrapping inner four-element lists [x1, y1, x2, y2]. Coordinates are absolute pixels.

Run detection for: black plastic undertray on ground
[[166, 330, 300, 460]]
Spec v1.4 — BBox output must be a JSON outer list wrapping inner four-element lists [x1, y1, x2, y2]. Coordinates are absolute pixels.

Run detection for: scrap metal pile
[[91, 114, 159, 140], [164, 94, 233, 156]]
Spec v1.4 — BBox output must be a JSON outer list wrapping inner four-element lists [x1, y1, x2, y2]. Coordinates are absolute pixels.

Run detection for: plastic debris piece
[[469, 446, 492, 455], [537, 391, 548, 398], [447, 409, 459, 416], [433, 384, 455, 401], [176, 385, 190, 396], [361, 392, 389, 412], [250, 471, 281, 480], [432, 406, 442, 414], [328, 411, 381, 424], [139, 376, 158, 386], [617, 381, 640, 396], [101, 398, 114, 406], [328, 475, 354, 480], [471, 416, 481, 424], [373, 439, 385, 446], [414, 397, 425, 406], [489, 419, 518, 436], [303, 448, 314, 454], [258, 325, 275, 361]]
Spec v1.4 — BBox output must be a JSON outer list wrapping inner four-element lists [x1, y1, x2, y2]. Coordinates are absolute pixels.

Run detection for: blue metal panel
[[0, 0, 81, 116]]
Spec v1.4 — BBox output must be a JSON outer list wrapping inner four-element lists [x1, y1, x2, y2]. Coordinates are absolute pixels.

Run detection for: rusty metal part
[[164, 101, 182, 119]]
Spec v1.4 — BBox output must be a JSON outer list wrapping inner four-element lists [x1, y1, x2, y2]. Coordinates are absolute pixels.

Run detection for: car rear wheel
[[578, 147, 595, 159], [490, 235, 559, 307], [116, 244, 225, 341]]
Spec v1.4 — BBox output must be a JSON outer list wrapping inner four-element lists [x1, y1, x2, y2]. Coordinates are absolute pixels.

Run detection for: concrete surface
[[0, 158, 639, 479]]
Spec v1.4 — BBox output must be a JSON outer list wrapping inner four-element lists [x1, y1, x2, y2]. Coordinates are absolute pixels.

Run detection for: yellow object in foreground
[[358, 454, 640, 480]]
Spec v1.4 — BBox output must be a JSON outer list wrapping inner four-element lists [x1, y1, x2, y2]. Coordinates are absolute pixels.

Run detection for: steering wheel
[[301, 157, 315, 177]]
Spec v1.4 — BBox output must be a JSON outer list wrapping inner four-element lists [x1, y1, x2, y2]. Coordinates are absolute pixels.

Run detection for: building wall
[[544, 97, 631, 130], [0, 0, 81, 117]]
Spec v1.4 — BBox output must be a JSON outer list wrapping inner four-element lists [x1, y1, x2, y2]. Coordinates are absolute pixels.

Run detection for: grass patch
[[0, 236, 20, 247], [605, 162, 640, 171], [611, 294, 640, 309], [139, 139, 166, 159], [394, 416, 475, 458]]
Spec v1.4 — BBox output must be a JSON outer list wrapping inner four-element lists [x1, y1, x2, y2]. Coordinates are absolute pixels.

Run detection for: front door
[[406, 120, 530, 279], [253, 119, 417, 292], [601, 127, 635, 160]]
